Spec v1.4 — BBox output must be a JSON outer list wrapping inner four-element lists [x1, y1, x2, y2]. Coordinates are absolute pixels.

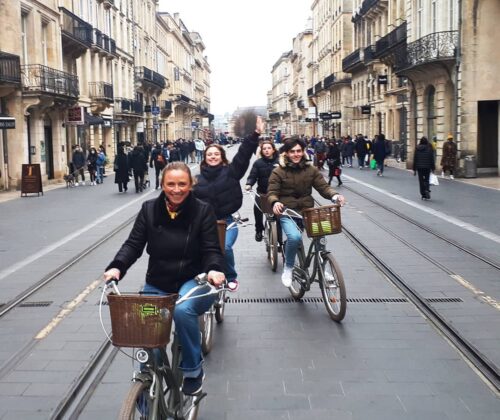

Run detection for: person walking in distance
[[267, 137, 345, 287], [355, 134, 367, 169], [129, 145, 147, 193], [441, 133, 457, 179], [150, 143, 168, 189], [86, 147, 98, 185], [72, 145, 86, 186], [326, 140, 342, 186], [413, 136, 435, 200], [245, 140, 279, 242], [193, 115, 265, 290], [373, 133, 388, 176], [113, 145, 129, 193]]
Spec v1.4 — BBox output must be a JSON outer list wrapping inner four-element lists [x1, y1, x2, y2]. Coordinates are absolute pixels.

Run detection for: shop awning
[[85, 113, 104, 126], [0, 114, 16, 129]]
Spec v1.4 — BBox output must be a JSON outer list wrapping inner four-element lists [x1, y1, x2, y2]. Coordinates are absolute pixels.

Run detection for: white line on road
[[343, 174, 500, 245], [0, 190, 154, 281]]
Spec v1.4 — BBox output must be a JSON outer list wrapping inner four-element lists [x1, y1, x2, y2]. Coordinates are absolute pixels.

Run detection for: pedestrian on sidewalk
[[95, 149, 106, 184], [72, 145, 86, 186], [441, 133, 457, 179], [113, 145, 129, 193], [150, 143, 168, 189], [326, 140, 342, 186], [129, 145, 147, 193], [193, 115, 265, 289], [341, 136, 354, 167], [87, 147, 98, 185], [373, 133, 388, 176], [245, 140, 279, 242], [413, 136, 435, 200], [355, 134, 367, 169]]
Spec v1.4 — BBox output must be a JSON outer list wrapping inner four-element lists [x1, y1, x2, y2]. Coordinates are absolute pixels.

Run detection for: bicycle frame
[[295, 236, 329, 292]]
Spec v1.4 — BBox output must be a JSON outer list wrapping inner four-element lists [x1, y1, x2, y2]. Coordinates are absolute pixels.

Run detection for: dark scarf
[[200, 164, 224, 180]]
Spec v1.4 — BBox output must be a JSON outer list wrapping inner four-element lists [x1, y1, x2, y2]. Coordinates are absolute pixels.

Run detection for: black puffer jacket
[[245, 154, 279, 194], [413, 144, 435, 170], [105, 192, 224, 293], [193, 132, 259, 219]]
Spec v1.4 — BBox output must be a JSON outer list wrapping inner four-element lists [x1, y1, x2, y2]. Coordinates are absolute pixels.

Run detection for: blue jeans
[[224, 215, 239, 282], [96, 165, 104, 183], [142, 281, 216, 378], [279, 216, 303, 268]]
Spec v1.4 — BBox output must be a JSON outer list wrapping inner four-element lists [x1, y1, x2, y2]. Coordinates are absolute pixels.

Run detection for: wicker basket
[[258, 193, 274, 214], [217, 220, 227, 253], [107, 293, 177, 348], [302, 204, 341, 238]]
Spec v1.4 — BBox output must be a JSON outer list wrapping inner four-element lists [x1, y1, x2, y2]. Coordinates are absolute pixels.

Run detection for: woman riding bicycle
[[267, 137, 345, 287], [193, 115, 265, 289], [244, 140, 279, 242], [103, 162, 225, 396]]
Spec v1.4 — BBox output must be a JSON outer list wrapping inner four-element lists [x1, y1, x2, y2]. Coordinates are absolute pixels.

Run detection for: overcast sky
[[158, 0, 312, 116]]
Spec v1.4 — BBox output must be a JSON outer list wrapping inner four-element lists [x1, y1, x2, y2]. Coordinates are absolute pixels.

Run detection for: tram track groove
[[341, 224, 500, 393]]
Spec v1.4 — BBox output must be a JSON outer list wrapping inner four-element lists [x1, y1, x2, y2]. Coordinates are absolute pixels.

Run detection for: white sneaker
[[281, 267, 293, 287], [441, 171, 445, 177], [450, 175, 454, 180], [75, 182, 79, 186]]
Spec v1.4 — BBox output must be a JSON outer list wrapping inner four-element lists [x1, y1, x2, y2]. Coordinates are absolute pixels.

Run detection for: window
[[21, 13, 28, 64], [431, 0, 437, 33], [417, 0, 423, 39], [427, 86, 436, 139], [448, 0, 455, 30], [41, 23, 48, 66]]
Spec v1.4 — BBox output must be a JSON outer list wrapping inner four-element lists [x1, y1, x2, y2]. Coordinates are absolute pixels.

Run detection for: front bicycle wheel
[[214, 290, 226, 323], [119, 380, 154, 420], [199, 311, 214, 355], [269, 221, 279, 272], [288, 245, 306, 300], [320, 254, 347, 322]]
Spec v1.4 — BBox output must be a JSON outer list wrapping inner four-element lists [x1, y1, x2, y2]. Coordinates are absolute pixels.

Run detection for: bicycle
[[246, 189, 284, 272], [101, 274, 234, 419], [199, 214, 250, 355], [281, 203, 347, 322]]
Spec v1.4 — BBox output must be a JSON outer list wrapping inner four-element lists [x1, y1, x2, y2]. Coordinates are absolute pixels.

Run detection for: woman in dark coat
[[245, 140, 279, 241], [326, 141, 342, 186], [413, 136, 435, 200], [372, 133, 388, 176], [87, 147, 98, 185], [113, 146, 129, 193], [104, 162, 225, 395], [128, 145, 147, 193], [193, 116, 264, 288]]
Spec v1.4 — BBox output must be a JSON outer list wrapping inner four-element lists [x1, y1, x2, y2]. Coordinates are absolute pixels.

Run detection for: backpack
[[96, 153, 106, 166], [157, 153, 165, 166]]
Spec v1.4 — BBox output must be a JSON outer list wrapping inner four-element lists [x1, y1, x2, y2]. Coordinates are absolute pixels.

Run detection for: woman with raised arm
[[267, 137, 345, 287], [193, 115, 265, 289], [103, 162, 225, 396]]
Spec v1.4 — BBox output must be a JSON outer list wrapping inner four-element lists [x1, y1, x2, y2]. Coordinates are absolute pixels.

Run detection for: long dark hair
[[258, 140, 278, 159]]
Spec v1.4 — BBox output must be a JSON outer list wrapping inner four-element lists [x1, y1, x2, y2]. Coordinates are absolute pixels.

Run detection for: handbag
[[370, 159, 377, 170], [334, 167, 341, 177], [429, 172, 439, 186]]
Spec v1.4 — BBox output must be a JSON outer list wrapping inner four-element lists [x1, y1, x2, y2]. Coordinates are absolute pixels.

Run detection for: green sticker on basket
[[321, 220, 332, 233], [311, 222, 319, 234], [141, 303, 160, 318]]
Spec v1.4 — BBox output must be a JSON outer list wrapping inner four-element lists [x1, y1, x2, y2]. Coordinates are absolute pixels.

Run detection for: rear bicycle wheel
[[199, 311, 214, 355], [320, 254, 347, 322], [269, 221, 279, 272], [214, 290, 226, 323], [119, 380, 153, 420], [288, 245, 306, 300]]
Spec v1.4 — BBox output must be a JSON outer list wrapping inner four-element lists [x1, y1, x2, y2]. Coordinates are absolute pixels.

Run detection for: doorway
[[43, 118, 54, 179], [477, 101, 499, 169]]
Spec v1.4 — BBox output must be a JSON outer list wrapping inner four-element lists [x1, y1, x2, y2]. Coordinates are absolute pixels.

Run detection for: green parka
[[267, 154, 337, 212]]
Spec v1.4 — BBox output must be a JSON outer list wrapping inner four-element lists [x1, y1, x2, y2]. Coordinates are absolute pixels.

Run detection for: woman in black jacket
[[245, 141, 278, 241], [193, 116, 265, 288], [413, 136, 435, 200], [103, 162, 225, 395], [113, 146, 129, 192], [326, 141, 342, 186]]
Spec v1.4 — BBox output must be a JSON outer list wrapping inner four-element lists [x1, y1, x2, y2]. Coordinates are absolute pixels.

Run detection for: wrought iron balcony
[[323, 73, 336, 89], [397, 30, 458, 72], [21, 64, 79, 98], [89, 82, 113, 103], [59, 7, 92, 57], [342, 48, 361, 72], [375, 21, 407, 58], [0, 52, 21, 85], [93, 29, 104, 49], [307, 87, 314, 97], [131, 100, 144, 114], [173, 94, 192, 104], [161, 100, 173, 116], [362, 45, 377, 63], [116, 98, 131, 113], [315, 81, 323, 94], [136, 66, 166, 90]]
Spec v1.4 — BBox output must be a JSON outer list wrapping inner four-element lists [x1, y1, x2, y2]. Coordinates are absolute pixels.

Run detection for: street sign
[[144, 105, 152, 113], [361, 105, 371, 115], [67, 107, 84, 125], [331, 111, 342, 119], [308, 107, 316, 119], [319, 112, 333, 120], [151, 106, 160, 115], [378, 75, 388, 85], [0, 115, 15, 129], [21, 164, 43, 197]]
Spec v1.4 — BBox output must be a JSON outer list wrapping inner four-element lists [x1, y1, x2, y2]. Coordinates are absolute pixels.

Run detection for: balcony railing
[[131, 100, 144, 114], [0, 52, 21, 85], [297, 100, 305, 109], [93, 29, 104, 49], [175, 94, 191, 103], [398, 30, 458, 71], [307, 87, 314, 97], [323, 73, 336, 89], [342, 48, 361, 72], [136, 66, 166, 89], [59, 7, 92, 47], [362, 45, 377, 63], [89, 82, 113, 102], [314, 81, 323, 94], [21, 64, 79, 98], [375, 21, 407, 58]]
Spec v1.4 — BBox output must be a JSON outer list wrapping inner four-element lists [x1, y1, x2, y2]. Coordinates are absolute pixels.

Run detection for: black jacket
[[245, 154, 278, 194], [413, 144, 435, 171], [106, 192, 224, 293], [114, 152, 129, 184], [193, 132, 259, 219]]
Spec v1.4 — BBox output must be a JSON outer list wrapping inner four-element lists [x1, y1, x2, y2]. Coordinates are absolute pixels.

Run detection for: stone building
[[268, 51, 293, 138]]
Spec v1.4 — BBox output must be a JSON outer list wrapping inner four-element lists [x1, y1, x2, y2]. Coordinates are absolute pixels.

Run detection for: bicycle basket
[[258, 193, 274, 214], [302, 204, 341, 237], [217, 220, 227, 253], [107, 293, 177, 348]]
